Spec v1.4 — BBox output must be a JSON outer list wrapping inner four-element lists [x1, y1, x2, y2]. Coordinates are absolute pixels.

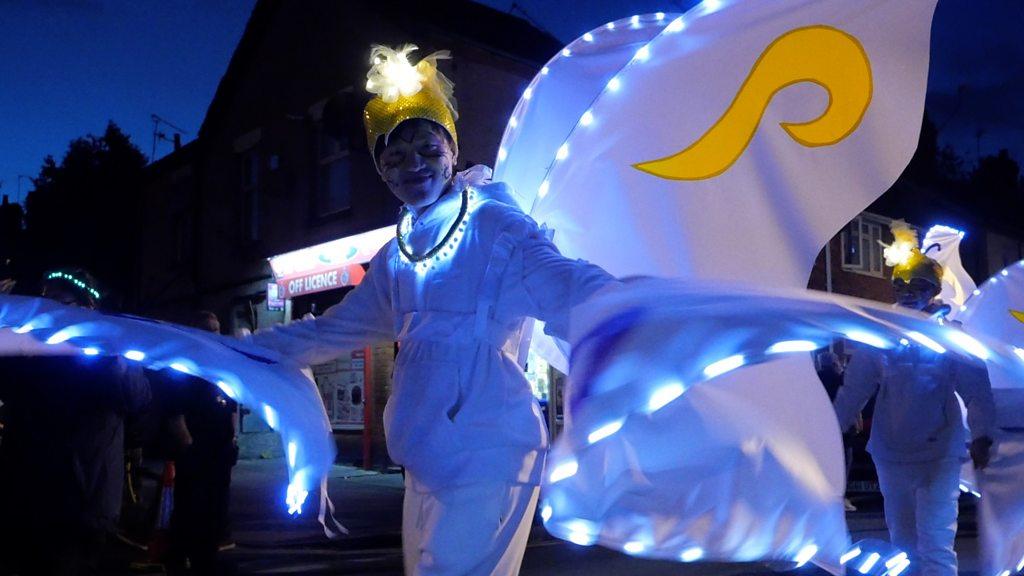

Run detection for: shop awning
[[268, 226, 392, 298]]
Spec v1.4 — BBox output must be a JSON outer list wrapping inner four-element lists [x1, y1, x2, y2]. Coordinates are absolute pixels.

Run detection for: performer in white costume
[[247, 45, 614, 575], [833, 222, 995, 576]]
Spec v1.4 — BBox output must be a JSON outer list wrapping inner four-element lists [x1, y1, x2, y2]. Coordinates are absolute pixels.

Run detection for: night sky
[[1, 0, 1022, 205]]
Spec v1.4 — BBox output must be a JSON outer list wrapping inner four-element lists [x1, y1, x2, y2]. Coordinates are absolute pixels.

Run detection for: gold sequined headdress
[[882, 219, 943, 286], [363, 44, 458, 171]]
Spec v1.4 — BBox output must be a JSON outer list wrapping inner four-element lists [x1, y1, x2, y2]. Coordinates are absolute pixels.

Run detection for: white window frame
[[841, 213, 890, 278]]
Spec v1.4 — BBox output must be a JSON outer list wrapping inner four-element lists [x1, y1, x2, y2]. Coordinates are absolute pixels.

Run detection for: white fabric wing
[[0, 294, 333, 516], [543, 278, 1020, 572]]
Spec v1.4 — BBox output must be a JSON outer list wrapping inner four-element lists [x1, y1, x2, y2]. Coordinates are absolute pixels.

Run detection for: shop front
[[267, 226, 395, 468]]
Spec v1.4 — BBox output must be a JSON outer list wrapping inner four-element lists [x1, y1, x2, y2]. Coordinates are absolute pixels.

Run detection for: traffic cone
[[148, 460, 176, 561]]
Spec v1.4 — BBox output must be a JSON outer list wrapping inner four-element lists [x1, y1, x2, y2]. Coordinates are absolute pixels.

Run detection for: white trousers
[[402, 475, 540, 576], [874, 458, 961, 576]]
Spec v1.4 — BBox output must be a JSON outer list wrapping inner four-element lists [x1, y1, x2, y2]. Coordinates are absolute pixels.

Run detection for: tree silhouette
[[22, 122, 148, 308]]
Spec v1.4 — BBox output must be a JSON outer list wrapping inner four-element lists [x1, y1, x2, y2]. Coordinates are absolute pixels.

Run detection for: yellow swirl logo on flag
[[634, 25, 872, 181]]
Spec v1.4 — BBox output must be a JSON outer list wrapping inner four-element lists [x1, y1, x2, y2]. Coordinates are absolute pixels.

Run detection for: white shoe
[[844, 498, 857, 512]]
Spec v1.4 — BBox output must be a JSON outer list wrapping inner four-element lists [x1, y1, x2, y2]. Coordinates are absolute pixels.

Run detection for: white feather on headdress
[[365, 44, 458, 118]]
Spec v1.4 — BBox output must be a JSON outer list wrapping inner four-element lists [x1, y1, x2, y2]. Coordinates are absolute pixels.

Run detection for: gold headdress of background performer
[[363, 44, 458, 170], [882, 219, 943, 286]]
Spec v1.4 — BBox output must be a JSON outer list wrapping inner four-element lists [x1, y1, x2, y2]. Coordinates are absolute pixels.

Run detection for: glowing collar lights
[[396, 187, 471, 263], [45, 271, 100, 301]]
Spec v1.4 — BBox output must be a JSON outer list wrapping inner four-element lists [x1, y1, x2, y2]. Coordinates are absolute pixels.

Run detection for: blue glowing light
[[288, 441, 298, 468], [587, 419, 623, 444], [794, 543, 817, 567], [680, 547, 704, 562], [840, 547, 862, 564], [1016, 554, 1024, 572], [561, 48, 572, 57], [549, 459, 579, 483], [216, 380, 238, 400], [82, 347, 100, 356], [123, 350, 146, 361], [45, 329, 74, 344], [564, 519, 598, 546], [647, 381, 685, 412], [538, 180, 550, 199], [170, 362, 191, 374], [767, 340, 817, 354], [634, 46, 650, 62], [263, 404, 279, 430], [580, 110, 594, 127], [607, 77, 621, 92], [583, 32, 594, 42], [556, 143, 569, 161], [858, 552, 881, 574], [656, 12, 665, 20], [703, 354, 745, 378], [13, 323, 34, 334], [905, 331, 946, 354], [630, 15, 640, 27], [666, 17, 685, 33], [623, 540, 646, 555], [945, 330, 989, 360], [702, 0, 724, 13], [1015, 347, 1024, 362], [523, 87, 533, 100], [286, 474, 309, 516], [972, 289, 981, 296], [845, 330, 889, 349], [885, 552, 908, 570], [540, 502, 553, 523]]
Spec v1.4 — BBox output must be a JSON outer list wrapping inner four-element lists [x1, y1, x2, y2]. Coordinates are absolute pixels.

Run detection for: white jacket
[[834, 343, 995, 463], [250, 181, 614, 490]]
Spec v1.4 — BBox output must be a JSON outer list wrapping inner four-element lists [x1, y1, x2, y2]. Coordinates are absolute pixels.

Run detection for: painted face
[[893, 277, 939, 311], [378, 120, 456, 211]]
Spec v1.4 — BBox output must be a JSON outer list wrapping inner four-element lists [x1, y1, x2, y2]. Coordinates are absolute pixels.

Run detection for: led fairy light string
[[496, 11, 682, 182], [396, 187, 471, 262], [526, 13, 686, 214], [45, 271, 101, 301]]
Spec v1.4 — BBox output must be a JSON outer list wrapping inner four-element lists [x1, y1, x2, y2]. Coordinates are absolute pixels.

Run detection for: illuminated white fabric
[[0, 296, 331, 515], [402, 473, 539, 576], [920, 226, 976, 318], [958, 260, 1024, 576], [493, 0, 938, 571], [250, 181, 613, 491], [541, 278, 1022, 573]]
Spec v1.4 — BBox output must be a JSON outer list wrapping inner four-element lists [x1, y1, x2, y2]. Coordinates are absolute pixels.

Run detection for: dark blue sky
[[2, 0, 1022, 205]]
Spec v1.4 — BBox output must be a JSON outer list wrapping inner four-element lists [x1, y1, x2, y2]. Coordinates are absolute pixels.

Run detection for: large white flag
[[494, 0, 938, 571]]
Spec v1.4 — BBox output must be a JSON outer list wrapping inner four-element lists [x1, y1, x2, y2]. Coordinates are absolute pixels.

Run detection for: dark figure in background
[[817, 350, 860, 512], [0, 269, 151, 575], [166, 310, 239, 575]]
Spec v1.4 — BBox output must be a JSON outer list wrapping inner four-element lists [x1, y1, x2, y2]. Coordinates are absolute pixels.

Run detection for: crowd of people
[[0, 272, 239, 576]]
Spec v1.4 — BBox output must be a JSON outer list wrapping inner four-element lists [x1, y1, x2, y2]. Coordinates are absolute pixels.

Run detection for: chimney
[[173, 133, 182, 151]]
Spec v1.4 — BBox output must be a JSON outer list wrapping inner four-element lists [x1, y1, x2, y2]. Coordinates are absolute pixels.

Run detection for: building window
[[842, 215, 886, 277], [240, 148, 260, 242], [315, 126, 351, 217]]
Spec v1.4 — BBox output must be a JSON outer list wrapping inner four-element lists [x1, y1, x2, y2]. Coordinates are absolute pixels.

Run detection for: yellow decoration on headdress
[[882, 219, 942, 285], [363, 44, 458, 168]]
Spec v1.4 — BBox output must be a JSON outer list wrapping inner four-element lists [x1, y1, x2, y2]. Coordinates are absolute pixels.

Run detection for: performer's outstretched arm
[[499, 212, 617, 341], [248, 247, 395, 366], [833, 347, 881, 433]]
